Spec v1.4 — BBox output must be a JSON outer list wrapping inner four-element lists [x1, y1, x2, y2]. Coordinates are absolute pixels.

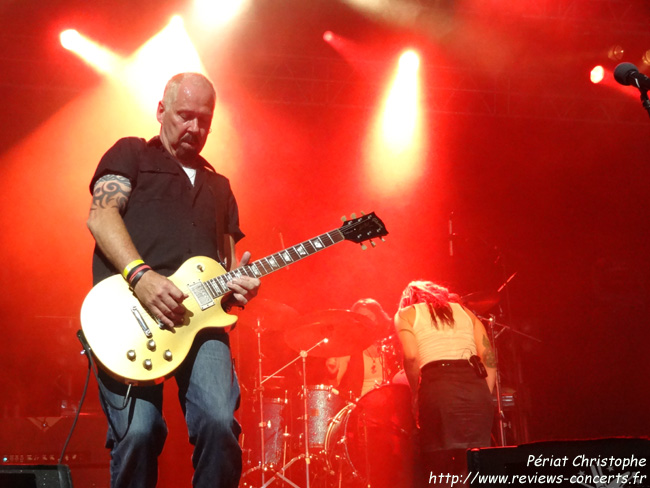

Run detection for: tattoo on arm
[[91, 175, 131, 212], [482, 335, 497, 368]]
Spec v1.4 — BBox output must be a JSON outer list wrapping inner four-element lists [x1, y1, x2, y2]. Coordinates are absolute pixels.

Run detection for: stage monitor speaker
[[467, 437, 650, 488], [0, 464, 72, 488]]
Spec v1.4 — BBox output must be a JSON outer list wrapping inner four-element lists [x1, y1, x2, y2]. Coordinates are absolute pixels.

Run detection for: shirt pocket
[[131, 160, 186, 202]]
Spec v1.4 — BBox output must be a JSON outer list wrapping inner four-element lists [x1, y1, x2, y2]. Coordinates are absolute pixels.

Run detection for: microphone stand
[[485, 315, 507, 447], [478, 315, 542, 344], [479, 314, 541, 446], [255, 324, 267, 487], [639, 89, 650, 119]]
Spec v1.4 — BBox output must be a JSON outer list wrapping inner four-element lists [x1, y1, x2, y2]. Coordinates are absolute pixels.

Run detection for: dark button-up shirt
[[90, 136, 243, 284]]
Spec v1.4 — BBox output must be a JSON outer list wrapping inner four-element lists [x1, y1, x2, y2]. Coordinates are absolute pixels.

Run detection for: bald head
[[162, 73, 217, 108], [156, 73, 217, 163]]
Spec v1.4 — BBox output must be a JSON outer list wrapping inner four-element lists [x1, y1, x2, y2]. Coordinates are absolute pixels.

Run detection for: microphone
[[448, 212, 454, 257], [614, 63, 650, 91]]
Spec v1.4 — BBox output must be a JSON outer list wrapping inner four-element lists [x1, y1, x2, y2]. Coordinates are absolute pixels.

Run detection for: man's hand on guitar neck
[[133, 271, 188, 328], [223, 251, 261, 310]]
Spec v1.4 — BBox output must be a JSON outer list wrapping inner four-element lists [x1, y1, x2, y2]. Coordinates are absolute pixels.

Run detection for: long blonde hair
[[398, 281, 460, 328]]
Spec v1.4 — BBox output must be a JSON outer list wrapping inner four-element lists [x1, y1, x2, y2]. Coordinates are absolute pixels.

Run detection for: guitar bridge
[[188, 281, 214, 311], [131, 307, 153, 338]]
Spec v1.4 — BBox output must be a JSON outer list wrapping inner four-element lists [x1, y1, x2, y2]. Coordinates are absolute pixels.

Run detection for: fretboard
[[203, 228, 345, 299]]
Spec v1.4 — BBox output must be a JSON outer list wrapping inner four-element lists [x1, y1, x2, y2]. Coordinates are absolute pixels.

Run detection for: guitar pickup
[[188, 281, 215, 311]]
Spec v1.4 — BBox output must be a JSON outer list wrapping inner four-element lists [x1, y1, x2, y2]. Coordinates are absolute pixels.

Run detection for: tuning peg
[[351, 213, 357, 219], [380, 237, 386, 242], [341, 216, 347, 222], [361, 243, 368, 250], [361, 211, 366, 215], [370, 240, 377, 248]]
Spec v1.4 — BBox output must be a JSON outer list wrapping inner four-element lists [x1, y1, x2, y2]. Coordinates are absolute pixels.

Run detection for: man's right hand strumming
[[132, 270, 188, 328]]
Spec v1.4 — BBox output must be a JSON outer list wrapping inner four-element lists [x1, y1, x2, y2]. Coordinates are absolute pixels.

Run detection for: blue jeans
[[98, 332, 242, 488]]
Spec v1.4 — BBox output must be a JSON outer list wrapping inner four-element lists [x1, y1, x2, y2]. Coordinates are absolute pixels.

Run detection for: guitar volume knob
[[163, 350, 173, 361], [127, 350, 136, 361], [147, 340, 156, 351], [143, 359, 152, 370]]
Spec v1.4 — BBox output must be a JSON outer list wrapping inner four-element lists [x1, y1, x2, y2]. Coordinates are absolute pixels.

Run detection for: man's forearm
[[87, 206, 141, 273]]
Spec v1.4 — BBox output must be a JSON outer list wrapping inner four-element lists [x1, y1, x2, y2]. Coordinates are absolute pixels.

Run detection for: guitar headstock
[[340, 212, 388, 248]]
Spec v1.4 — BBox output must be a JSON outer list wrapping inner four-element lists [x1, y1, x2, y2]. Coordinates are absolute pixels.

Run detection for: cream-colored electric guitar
[[80, 213, 387, 385]]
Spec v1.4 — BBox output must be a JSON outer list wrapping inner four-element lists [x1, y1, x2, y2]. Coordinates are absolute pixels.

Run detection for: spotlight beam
[[60, 29, 121, 74]]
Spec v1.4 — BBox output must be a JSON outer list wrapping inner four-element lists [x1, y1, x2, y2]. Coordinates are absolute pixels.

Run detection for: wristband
[[128, 266, 152, 290], [126, 263, 149, 283], [122, 259, 145, 280]]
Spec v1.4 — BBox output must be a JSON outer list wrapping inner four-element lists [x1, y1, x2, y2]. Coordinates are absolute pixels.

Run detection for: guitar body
[[81, 256, 237, 385]]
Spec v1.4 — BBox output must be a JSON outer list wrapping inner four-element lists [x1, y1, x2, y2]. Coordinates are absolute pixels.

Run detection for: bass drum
[[324, 384, 416, 488]]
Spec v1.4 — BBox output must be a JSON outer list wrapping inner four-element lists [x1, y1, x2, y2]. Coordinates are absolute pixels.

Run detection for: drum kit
[[234, 289, 537, 487], [234, 301, 415, 488]]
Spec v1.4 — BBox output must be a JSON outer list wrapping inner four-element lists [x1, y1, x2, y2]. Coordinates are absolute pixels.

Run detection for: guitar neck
[[205, 228, 345, 298]]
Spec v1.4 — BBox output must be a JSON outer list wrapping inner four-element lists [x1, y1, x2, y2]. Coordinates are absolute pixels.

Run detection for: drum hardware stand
[[481, 314, 541, 446], [282, 424, 290, 468], [378, 336, 397, 385], [248, 323, 300, 488], [260, 454, 308, 488], [254, 324, 270, 486], [257, 337, 329, 488], [361, 412, 372, 487], [336, 455, 344, 488]]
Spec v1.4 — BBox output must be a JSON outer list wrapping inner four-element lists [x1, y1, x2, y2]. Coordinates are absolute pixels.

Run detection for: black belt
[[421, 359, 471, 373]]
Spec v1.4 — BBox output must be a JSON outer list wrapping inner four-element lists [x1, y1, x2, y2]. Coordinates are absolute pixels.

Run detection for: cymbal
[[237, 298, 299, 331], [462, 291, 500, 314], [284, 309, 376, 358]]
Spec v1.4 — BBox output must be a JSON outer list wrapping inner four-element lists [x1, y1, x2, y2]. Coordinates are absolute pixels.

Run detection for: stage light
[[399, 49, 420, 71], [321, 30, 352, 56], [194, 0, 249, 28], [381, 50, 421, 150], [607, 45, 625, 61], [590, 65, 605, 84], [365, 49, 425, 196], [59, 29, 121, 74], [119, 15, 206, 112], [59, 29, 81, 50], [642, 50, 650, 67], [322, 30, 346, 51]]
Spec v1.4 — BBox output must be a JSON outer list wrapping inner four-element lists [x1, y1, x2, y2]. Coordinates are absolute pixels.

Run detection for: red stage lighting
[[323, 31, 334, 43], [590, 65, 605, 84], [194, 0, 248, 28], [607, 45, 624, 62], [642, 50, 650, 67], [365, 49, 425, 196], [59, 29, 81, 50], [60, 29, 120, 74]]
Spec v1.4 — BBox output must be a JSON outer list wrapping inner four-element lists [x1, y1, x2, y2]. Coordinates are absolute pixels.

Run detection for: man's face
[[157, 80, 214, 163]]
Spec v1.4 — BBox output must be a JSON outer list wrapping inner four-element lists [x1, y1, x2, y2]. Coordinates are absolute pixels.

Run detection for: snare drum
[[324, 384, 415, 488]]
